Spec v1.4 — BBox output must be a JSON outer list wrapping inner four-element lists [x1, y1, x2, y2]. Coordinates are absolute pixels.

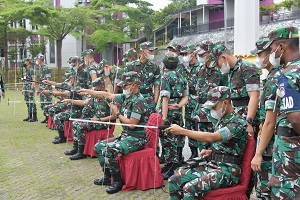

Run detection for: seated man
[[165, 86, 247, 199], [63, 77, 114, 160], [80, 71, 147, 194]]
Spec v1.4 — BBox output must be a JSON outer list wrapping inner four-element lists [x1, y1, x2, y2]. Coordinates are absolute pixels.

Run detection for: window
[[49, 41, 55, 64], [214, 8, 219, 12]]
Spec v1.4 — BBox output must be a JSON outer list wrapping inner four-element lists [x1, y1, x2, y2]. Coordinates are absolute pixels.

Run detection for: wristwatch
[[162, 117, 168, 122], [246, 117, 253, 124], [115, 112, 121, 119]]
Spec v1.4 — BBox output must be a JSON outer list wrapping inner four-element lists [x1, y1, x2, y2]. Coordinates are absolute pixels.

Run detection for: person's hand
[[22, 91, 24, 95], [199, 149, 212, 158], [61, 99, 71, 104], [78, 91, 86, 96], [251, 154, 263, 172], [78, 89, 87, 93], [247, 123, 254, 136], [2, 92, 4, 98], [164, 124, 184, 135], [41, 90, 49, 95], [109, 102, 119, 115], [161, 120, 165, 126], [42, 80, 48, 84], [90, 117, 99, 121], [105, 137, 116, 143], [168, 103, 181, 110]]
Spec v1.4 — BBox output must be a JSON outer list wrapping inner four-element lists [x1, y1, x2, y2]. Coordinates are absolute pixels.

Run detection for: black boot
[[41, 114, 48, 123], [177, 147, 184, 165], [189, 147, 198, 160], [52, 131, 66, 144], [106, 172, 124, 194], [70, 145, 86, 160], [94, 167, 111, 186], [23, 109, 30, 121], [28, 112, 38, 122], [64, 140, 78, 155], [162, 163, 177, 180]]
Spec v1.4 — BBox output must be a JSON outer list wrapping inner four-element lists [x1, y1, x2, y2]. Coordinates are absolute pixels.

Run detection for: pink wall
[[55, 0, 60, 6], [209, 8, 224, 21], [260, 0, 274, 6], [209, 0, 224, 4]]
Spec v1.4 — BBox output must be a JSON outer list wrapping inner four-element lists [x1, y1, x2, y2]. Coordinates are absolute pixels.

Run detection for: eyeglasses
[[123, 83, 133, 88]]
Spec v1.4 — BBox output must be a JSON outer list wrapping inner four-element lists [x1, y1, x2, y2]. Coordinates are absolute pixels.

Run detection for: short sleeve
[[130, 99, 146, 120], [115, 94, 124, 104], [242, 62, 260, 92], [160, 74, 171, 98], [218, 120, 245, 142]]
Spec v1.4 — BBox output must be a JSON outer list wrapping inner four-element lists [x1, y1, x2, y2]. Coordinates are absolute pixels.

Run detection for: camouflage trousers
[[270, 135, 300, 200], [255, 159, 272, 200], [94, 132, 146, 174], [24, 91, 36, 113], [160, 115, 184, 164], [53, 109, 81, 132], [40, 93, 52, 115], [72, 121, 107, 146], [168, 163, 241, 199], [46, 103, 67, 117]]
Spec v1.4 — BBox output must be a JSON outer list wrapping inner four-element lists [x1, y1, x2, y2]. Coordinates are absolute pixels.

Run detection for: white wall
[[197, 0, 209, 5], [196, 6, 210, 25]]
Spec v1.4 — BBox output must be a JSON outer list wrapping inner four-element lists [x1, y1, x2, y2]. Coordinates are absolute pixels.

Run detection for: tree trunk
[[56, 39, 62, 82], [4, 26, 9, 83]]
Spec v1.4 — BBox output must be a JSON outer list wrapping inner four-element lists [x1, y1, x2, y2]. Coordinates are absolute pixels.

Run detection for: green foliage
[[260, 5, 272, 14]]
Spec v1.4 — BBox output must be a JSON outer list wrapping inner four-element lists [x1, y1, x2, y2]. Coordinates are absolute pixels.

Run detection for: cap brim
[[203, 100, 219, 109], [117, 81, 125, 87], [197, 49, 206, 55], [250, 49, 263, 55], [148, 47, 158, 51], [263, 40, 273, 49]]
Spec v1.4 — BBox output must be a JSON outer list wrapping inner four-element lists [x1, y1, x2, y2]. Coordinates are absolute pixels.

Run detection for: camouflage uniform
[[23, 66, 37, 115], [180, 44, 202, 148], [94, 72, 147, 175], [158, 52, 189, 164], [124, 42, 160, 116], [101, 59, 123, 93], [169, 86, 247, 199], [38, 64, 52, 114], [82, 49, 98, 87], [263, 27, 300, 200]]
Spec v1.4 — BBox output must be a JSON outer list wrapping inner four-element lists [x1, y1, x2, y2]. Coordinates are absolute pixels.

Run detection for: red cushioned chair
[[117, 113, 165, 191], [47, 115, 54, 129], [63, 120, 73, 142], [202, 135, 255, 200], [83, 125, 115, 157]]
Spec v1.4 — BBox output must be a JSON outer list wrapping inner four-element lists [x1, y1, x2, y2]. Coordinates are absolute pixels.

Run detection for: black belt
[[276, 127, 299, 137], [232, 98, 249, 107], [212, 153, 241, 164], [170, 96, 182, 99], [140, 88, 152, 94], [263, 156, 272, 161]]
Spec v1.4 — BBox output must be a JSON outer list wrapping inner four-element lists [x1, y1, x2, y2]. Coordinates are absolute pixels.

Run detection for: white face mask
[[145, 53, 154, 61], [210, 102, 226, 120], [183, 55, 192, 64], [269, 45, 282, 67], [198, 56, 207, 64], [220, 60, 230, 74], [35, 60, 39, 65], [255, 55, 269, 69], [104, 69, 110, 76], [123, 86, 132, 98], [84, 59, 89, 66]]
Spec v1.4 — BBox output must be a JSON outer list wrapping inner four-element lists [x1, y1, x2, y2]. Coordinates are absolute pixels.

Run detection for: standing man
[[82, 49, 98, 85], [124, 42, 160, 118], [262, 26, 300, 200], [250, 37, 280, 199], [180, 44, 202, 162], [36, 54, 52, 123], [0, 72, 4, 99], [81, 71, 147, 194], [122, 48, 137, 65], [210, 45, 260, 197], [102, 59, 123, 94], [21, 58, 36, 122]]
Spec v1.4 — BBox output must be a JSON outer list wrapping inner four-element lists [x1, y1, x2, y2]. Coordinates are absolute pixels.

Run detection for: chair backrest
[[145, 113, 162, 149]]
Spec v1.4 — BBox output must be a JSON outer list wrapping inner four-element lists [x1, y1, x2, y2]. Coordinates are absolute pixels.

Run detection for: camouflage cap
[[250, 38, 271, 54], [163, 51, 179, 64], [100, 59, 109, 66], [197, 40, 215, 55], [180, 44, 197, 54], [64, 68, 75, 82], [117, 71, 140, 87], [70, 56, 80, 64], [203, 86, 231, 108], [37, 54, 45, 61], [92, 77, 105, 87], [67, 56, 73, 64], [140, 42, 158, 51], [167, 43, 182, 52], [127, 48, 137, 58], [209, 45, 228, 67], [82, 49, 94, 56], [264, 26, 299, 49]]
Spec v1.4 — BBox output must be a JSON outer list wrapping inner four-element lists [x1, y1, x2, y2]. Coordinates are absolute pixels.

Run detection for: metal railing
[[260, 10, 300, 24]]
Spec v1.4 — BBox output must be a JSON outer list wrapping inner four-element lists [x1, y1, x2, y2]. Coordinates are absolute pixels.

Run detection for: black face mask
[[164, 62, 178, 70]]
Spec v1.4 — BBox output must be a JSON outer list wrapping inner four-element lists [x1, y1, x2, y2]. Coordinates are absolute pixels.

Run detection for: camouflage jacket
[[115, 92, 147, 135], [108, 65, 123, 86], [39, 65, 52, 90], [23, 67, 36, 89], [77, 66, 90, 89], [66, 85, 83, 112], [158, 70, 189, 117], [87, 61, 98, 84]]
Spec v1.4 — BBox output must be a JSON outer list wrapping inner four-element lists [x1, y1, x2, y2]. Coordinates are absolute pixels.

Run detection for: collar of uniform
[[188, 60, 200, 68], [232, 58, 242, 71], [221, 111, 235, 124], [268, 66, 281, 77]]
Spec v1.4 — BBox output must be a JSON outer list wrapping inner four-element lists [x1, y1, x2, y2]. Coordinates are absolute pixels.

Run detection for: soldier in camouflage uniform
[[36, 54, 52, 123], [63, 77, 112, 160], [71, 56, 90, 89], [122, 48, 137, 65], [166, 43, 185, 75], [192, 41, 227, 152], [250, 38, 280, 200], [180, 44, 202, 161], [210, 45, 260, 197], [21, 58, 37, 122], [166, 86, 247, 199], [102, 59, 123, 94], [158, 52, 189, 180], [124, 42, 160, 118], [262, 26, 300, 200], [82, 49, 98, 85], [81, 71, 147, 194]]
